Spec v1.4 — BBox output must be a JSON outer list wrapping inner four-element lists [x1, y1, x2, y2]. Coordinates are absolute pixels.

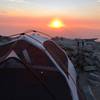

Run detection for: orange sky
[[0, 0, 100, 39], [0, 15, 100, 38]]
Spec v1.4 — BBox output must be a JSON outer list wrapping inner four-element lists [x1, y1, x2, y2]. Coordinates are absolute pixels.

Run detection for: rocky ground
[[78, 70, 100, 100], [52, 37, 100, 100]]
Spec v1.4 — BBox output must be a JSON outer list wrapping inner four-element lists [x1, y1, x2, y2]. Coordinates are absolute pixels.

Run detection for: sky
[[0, 0, 100, 39]]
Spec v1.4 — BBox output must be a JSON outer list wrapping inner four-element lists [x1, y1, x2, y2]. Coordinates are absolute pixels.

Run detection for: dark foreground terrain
[[79, 69, 100, 100]]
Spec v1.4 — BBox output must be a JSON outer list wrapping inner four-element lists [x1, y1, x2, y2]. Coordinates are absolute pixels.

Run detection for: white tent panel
[[6, 50, 20, 60]]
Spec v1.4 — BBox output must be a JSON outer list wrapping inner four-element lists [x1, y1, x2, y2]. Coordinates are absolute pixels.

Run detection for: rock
[[88, 72, 100, 82], [88, 79, 100, 87], [84, 66, 97, 71], [82, 85, 96, 100]]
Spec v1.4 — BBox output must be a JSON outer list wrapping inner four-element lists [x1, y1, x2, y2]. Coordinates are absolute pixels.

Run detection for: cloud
[[96, 0, 100, 3], [8, 0, 27, 3], [0, 10, 8, 15]]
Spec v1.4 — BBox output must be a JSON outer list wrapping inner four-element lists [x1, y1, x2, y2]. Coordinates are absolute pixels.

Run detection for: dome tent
[[0, 30, 84, 100]]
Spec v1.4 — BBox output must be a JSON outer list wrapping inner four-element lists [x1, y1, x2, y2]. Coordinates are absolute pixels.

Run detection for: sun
[[49, 18, 65, 28]]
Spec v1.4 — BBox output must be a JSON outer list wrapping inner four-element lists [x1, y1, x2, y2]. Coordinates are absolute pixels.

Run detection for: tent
[[0, 31, 84, 100]]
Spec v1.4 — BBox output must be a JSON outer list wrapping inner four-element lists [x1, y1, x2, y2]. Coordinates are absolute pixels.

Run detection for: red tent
[[0, 31, 84, 100]]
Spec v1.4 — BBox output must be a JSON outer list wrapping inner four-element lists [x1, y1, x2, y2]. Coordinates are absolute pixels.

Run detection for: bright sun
[[49, 18, 65, 28]]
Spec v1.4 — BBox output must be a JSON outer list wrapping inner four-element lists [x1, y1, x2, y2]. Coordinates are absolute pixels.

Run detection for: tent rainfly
[[0, 32, 84, 100]]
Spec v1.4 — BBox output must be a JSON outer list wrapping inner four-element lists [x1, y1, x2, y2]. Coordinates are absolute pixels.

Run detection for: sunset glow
[[49, 19, 65, 28], [0, 0, 100, 38]]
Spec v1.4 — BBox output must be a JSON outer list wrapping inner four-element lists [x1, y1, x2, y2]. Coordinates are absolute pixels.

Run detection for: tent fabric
[[0, 34, 83, 100], [0, 58, 72, 100], [43, 40, 68, 75], [0, 39, 55, 68], [43, 40, 81, 100]]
